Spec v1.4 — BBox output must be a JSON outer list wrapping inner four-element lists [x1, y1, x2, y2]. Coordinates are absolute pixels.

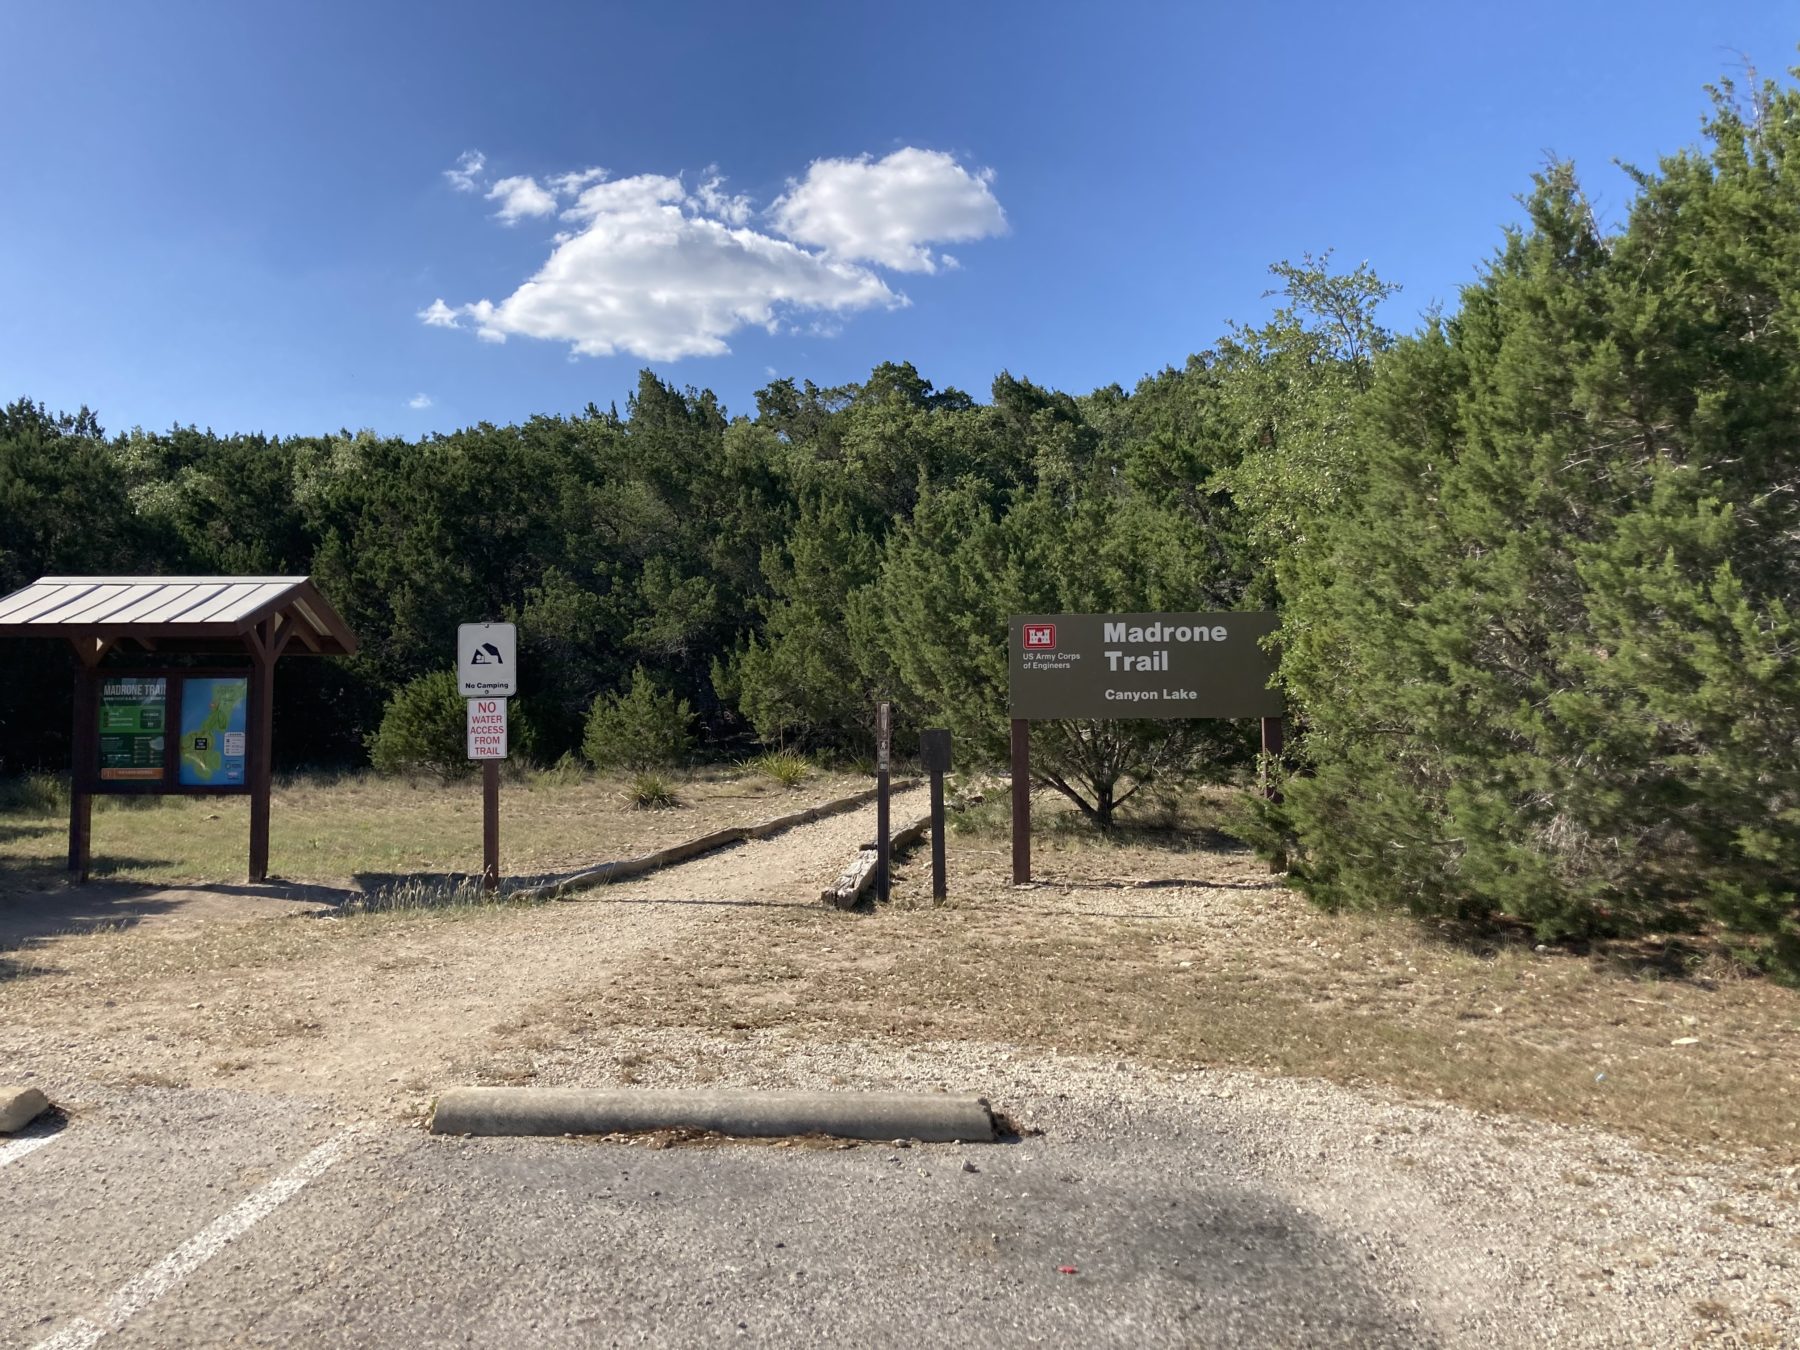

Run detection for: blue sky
[[2, 1, 1794, 437]]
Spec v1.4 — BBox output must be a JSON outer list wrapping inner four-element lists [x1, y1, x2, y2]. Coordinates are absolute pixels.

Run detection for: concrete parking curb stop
[[429, 1088, 998, 1143], [0, 1086, 51, 1133]]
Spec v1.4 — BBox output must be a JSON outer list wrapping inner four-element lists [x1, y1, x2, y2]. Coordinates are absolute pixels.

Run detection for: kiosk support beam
[[66, 643, 105, 881], [244, 618, 292, 884]]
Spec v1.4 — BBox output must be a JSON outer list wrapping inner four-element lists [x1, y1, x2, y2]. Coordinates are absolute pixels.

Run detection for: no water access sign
[[458, 622, 516, 697], [467, 698, 508, 760]]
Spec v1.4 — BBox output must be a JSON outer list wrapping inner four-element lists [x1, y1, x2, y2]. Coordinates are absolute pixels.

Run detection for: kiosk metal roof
[[0, 576, 357, 654]]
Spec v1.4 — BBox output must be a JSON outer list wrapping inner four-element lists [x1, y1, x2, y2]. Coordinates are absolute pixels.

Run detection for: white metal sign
[[467, 698, 508, 760], [458, 622, 517, 697]]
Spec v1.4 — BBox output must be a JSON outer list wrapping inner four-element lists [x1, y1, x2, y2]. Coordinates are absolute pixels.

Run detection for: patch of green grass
[[625, 772, 681, 810], [0, 772, 69, 815], [745, 749, 813, 789], [528, 752, 589, 789], [342, 876, 533, 915], [0, 766, 873, 892]]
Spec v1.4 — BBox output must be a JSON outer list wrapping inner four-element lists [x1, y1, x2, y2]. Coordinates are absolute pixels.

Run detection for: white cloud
[[768, 148, 1006, 273], [424, 146, 1003, 360], [549, 167, 607, 196], [447, 174, 900, 360], [692, 170, 752, 226], [444, 150, 486, 192], [487, 175, 557, 223], [407, 393, 433, 409], [418, 298, 461, 328]]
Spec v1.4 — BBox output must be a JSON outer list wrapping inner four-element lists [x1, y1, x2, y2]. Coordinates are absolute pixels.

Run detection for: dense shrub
[[367, 671, 468, 777], [582, 667, 695, 771]]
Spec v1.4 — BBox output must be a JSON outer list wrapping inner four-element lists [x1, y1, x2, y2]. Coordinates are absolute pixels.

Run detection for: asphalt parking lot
[[2, 1087, 1428, 1348]]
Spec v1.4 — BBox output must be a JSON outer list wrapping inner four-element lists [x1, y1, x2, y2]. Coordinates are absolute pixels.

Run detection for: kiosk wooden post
[[67, 648, 103, 880], [245, 616, 293, 883]]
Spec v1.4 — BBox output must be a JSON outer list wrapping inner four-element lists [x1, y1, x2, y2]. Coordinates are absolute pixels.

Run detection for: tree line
[[2, 76, 1794, 976]]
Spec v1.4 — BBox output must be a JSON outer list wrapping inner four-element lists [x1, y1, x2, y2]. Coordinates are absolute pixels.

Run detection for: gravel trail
[[595, 783, 929, 905]]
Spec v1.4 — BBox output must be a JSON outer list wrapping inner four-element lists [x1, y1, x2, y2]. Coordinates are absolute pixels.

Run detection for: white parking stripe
[[0, 1130, 62, 1169], [31, 1129, 357, 1350]]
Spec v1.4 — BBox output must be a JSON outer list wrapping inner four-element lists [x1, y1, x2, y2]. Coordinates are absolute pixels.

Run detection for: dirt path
[[0, 786, 930, 1114]]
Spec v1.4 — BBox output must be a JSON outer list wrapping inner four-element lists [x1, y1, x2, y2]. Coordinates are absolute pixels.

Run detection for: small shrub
[[747, 749, 813, 789], [0, 771, 68, 815], [530, 751, 588, 789], [626, 772, 680, 810], [583, 667, 695, 771], [368, 671, 469, 777]]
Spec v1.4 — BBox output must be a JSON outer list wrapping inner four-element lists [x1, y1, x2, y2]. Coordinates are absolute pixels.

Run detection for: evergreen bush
[[368, 671, 469, 777], [582, 667, 695, 771]]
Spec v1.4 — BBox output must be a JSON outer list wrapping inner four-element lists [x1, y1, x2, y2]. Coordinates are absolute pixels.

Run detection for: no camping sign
[[467, 698, 508, 760]]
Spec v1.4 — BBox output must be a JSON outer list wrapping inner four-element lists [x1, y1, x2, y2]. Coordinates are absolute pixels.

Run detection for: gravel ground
[[7, 786, 1797, 1347], [532, 1030, 1800, 1348]]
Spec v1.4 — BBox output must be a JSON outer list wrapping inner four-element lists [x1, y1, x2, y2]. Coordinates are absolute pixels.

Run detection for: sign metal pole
[[875, 701, 891, 903]]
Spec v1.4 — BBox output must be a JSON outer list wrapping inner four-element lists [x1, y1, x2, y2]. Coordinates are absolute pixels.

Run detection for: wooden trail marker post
[[919, 728, 952, 900], [875, 701, 892, 903], [1008, 612, 1284, 885], [459, 623, 516, 891]]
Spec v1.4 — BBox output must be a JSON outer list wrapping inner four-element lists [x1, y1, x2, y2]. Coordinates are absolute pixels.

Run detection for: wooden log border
[[509, 780, 920, 903], [820, 791, 983, 910]]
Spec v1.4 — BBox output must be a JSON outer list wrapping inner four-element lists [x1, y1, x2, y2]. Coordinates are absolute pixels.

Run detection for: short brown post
[[1010, 717, 1030, 885], [67, 659, 96, 881], [919, 729, 952, 901], [482, 758, 500, 890], [875, 701, 892, 903], [1261, 715, 1286, 873]]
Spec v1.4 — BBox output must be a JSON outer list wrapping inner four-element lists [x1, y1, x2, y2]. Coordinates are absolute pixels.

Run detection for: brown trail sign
[[0, 576, 357, 883], [1008, 612, 1283, 883]]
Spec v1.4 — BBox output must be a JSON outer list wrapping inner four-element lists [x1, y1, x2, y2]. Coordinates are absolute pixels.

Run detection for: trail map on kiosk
[[179, 678, 249, 786], [458, 622, 517, 697]]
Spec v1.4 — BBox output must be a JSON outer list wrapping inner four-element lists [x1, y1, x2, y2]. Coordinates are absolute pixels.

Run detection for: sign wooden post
[[1010, 718, 1030, 885], [875, 701, 892, 903], [1261, 713, 1286, 873], [920, 728, 952, 900], [482, 759, 500, 890]]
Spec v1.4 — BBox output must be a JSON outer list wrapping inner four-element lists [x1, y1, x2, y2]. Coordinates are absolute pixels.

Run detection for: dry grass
[[0, 765, 872, 891], [3, 781, 1796, 1164], [521, 793, 1800, 1162]]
